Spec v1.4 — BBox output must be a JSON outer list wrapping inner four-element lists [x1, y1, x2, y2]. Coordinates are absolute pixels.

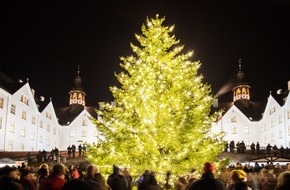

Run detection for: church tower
[[232, 59, 251, 107], [68, 65, 86, 114]]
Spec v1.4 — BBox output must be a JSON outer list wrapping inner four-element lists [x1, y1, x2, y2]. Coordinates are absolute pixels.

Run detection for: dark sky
[[2, 0, 290, 107]]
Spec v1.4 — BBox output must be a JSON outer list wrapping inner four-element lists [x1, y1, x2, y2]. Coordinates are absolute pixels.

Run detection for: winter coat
[[187, 173, 225, 190]]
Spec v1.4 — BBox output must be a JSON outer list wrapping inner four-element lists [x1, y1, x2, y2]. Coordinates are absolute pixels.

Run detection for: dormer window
[[46, 112, 52, 120]]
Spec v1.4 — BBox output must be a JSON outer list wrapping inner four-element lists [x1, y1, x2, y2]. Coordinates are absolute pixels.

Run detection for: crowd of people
[[1, 160, 290, 190], [224, 141, 290, 158]]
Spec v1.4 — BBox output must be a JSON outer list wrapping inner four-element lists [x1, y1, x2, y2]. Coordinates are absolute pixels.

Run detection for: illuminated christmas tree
[[88, 15, 224, 175]]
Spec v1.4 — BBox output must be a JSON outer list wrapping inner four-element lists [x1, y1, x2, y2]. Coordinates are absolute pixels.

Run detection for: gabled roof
[[212, 99, 266, 121], [55, 106, 98, 125]]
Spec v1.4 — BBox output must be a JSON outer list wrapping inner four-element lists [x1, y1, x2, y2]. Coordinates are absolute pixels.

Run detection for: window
[[9, 122, 15, 133], [82, 129, 87, 137], [11, 104, 16, 114], [40, 120, 43, 128], [20, 127, 25, 137], [0, 117, 2, 129], [244, 126, 249, 134], [279, 114, 283, 124], [46, 112, 52, 120], [279, 129, 283, 139], [20, 144, 24, 151], [53, 127, 56, 135], [47, 124, 50, 132], [0, 97, 3, 109], [271, 133, 275, 142], [231, 126, 237, 134], [8, 140, 13, 151], [31, 132, 35, 140], [231, 116, 237, 123], [39, 135, 43, 143], [22, 111, 27, 120], [270, 107, 276, 115], [70, 130, 75, 137], [20, 95, 29, 105], [82, 119, 87, 126], [32, 116, 36, 124], [288, 126, 290, 136], [244, 139, 249, 146], [288, 110, 290, 119], [264, 124, 267, 131]]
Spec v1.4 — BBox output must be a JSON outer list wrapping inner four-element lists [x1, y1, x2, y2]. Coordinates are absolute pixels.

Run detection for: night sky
[[2, 0, 290, 107]]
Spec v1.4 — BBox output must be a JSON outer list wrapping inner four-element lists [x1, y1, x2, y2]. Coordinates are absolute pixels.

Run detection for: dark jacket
[[187, 173, 225, 190], [0, 176, 24, 190]]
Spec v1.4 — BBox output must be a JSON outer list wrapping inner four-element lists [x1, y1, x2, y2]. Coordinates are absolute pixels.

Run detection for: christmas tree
[[88, 15, 224, 175]]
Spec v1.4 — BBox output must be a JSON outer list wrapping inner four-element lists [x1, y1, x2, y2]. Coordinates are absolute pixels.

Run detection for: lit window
[[20, 95, 29, 105], [9, 122, 15, 133], [20, 127, 25, 137], [22, 111, 27, 120], [244, 126, 249, 134], [231, 126, 236, 134], [82, 119, 87, 126], [70, 130, 75, 137], [8, 140, 13, 151], [32, 116, 36, 124], [10, 104, 16, 114], [82, 129, 87, 137], [231, 116, 237, 123], [0, 97, 3, 109], [20, 144, 24, 151], [279, 114, 283, 124], [244, 139, 249, 146]]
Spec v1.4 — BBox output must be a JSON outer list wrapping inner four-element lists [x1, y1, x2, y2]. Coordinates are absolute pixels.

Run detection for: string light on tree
[[88, 14, 225, 175]]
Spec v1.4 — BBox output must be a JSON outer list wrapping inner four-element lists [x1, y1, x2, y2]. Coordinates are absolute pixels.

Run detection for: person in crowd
[[83, 164, 103, 190], [67, 146, 72, 158], [107, 165, 128, 190], [141, 172, 161, 190], [259, 165, 277, 190], [0, 165, 24, 190], [71, 144, 76, 158], [19, 168, 36, 190], [39, 163, 66, 190], [186, 162, 225, 190], [78, 144, 82, 157], [226, 169, 252, 190], [61, 178, 90, 190], [250, 143, 255, 154], [122, 167, 133, 190], [256, 142, 260, 154], [274, 171, 290, 190], [175, 176, 189, 190]]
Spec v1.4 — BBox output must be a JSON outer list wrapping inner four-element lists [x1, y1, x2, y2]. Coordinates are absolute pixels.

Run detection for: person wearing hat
[[186, 162, 225, 190], [0, 165, 24, 190], [227, 169, 252, 190]]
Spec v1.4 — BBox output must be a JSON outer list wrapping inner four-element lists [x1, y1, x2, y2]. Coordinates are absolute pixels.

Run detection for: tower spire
[[69, 65, 86, 112]]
